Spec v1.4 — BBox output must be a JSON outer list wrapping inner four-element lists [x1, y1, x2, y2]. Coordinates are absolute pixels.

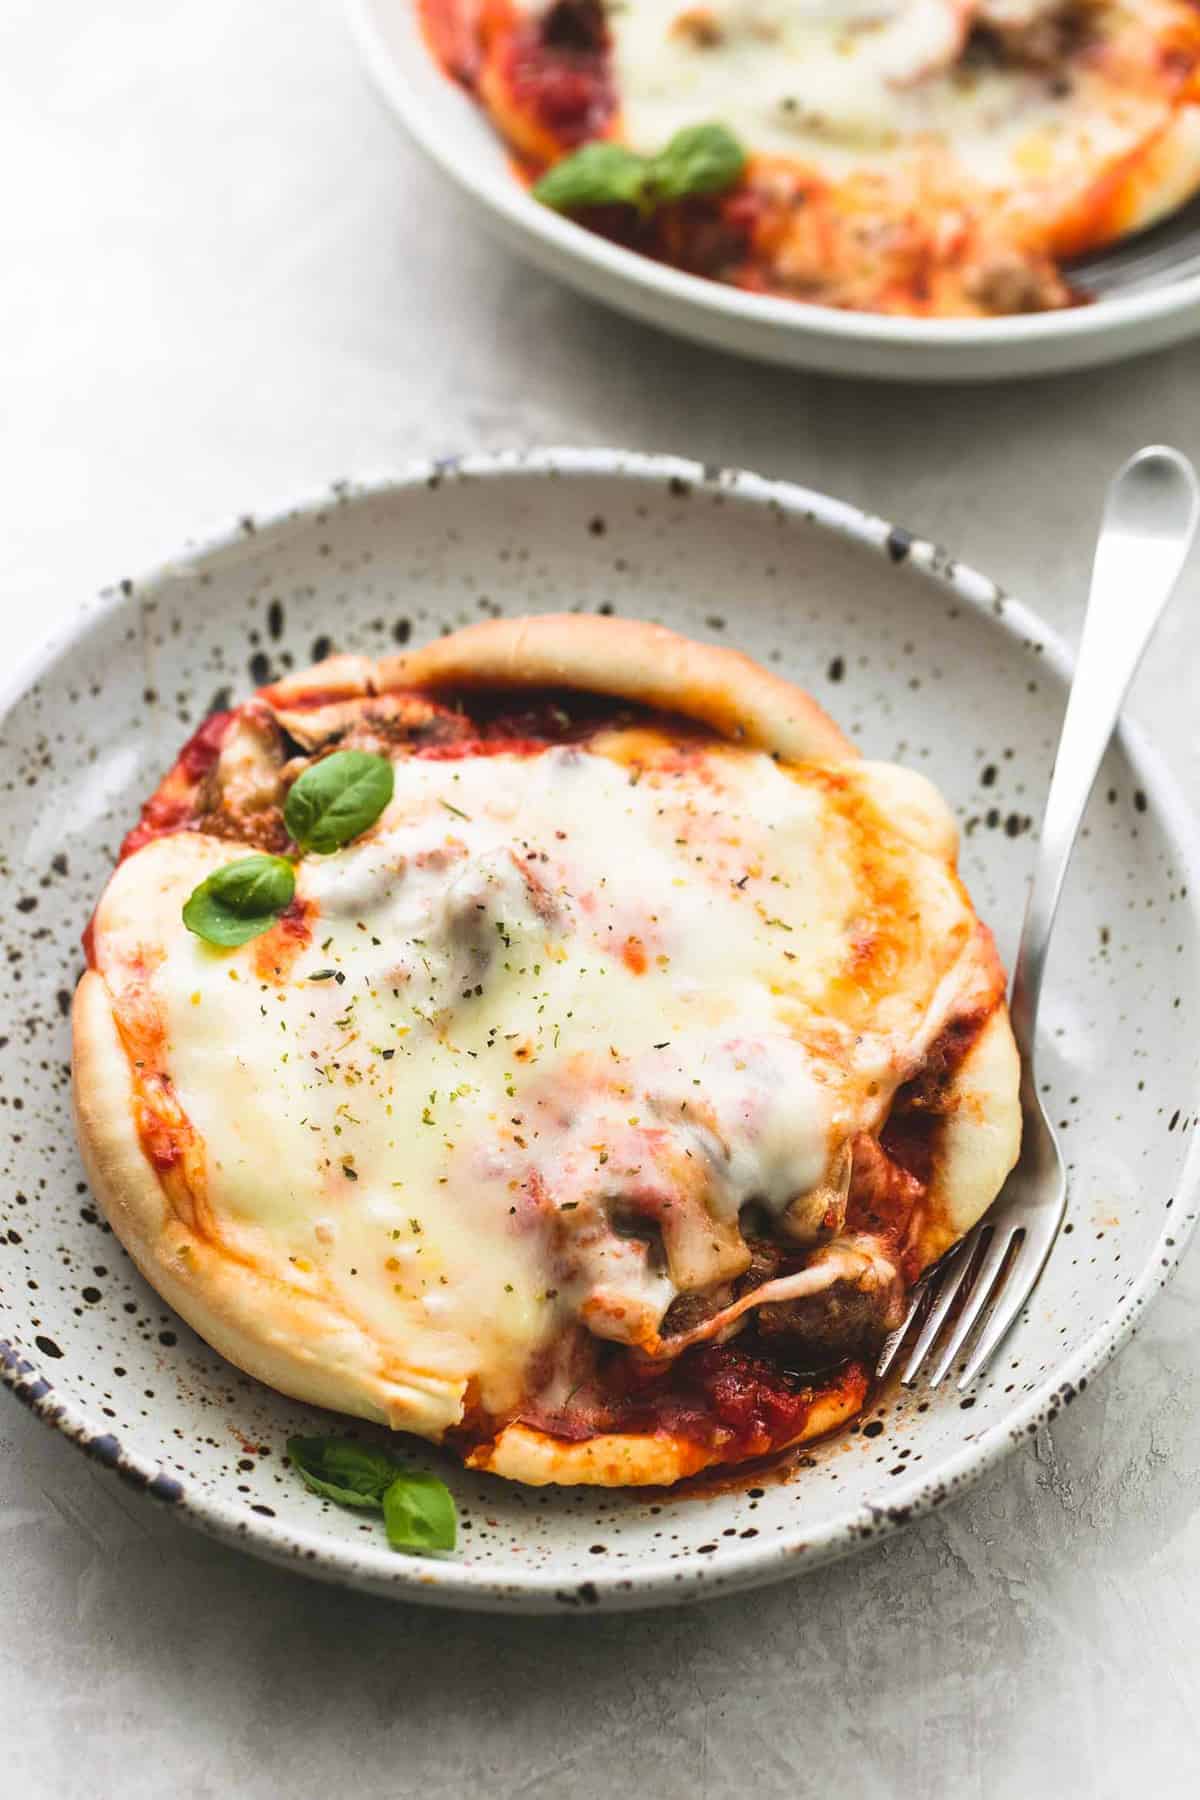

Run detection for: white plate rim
[[343, 0, 1200, 374], [3, 446, 1199, 1613]]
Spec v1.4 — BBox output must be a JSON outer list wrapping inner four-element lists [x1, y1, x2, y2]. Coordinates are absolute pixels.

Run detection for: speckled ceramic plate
[[345, 0, 1200, 381], [2, 450, 1198, 1613]]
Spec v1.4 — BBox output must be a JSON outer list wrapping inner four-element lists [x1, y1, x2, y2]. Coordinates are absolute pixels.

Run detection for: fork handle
[[1008, 446, 1200, 1068]]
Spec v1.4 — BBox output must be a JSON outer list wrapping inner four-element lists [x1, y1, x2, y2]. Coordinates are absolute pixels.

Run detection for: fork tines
[[876, 1222, 1029, 1391]]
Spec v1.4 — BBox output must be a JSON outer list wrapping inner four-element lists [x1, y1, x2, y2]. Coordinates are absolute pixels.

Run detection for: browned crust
[[265, 615, 857, 764], [916, 1005, 1021, 1264]]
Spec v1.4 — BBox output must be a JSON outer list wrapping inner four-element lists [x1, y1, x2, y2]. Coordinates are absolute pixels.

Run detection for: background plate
[[2, 450, 1199, 1612], [345, 0, 1200, 382]]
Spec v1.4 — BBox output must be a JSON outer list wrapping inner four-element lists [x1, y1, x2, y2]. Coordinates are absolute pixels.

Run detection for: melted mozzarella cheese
[[600, 0, 1166, 192], [93, 739, 978, 1433]]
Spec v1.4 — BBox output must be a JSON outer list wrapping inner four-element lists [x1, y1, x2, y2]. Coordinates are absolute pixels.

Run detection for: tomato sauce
[[252, 897, 315, 983], [134, 1085, 186, 1175], [119, 794, 198, 861], [503, 15, 613, 147], [178, 709, 234, 779], [413, 734, 557, 761], [620, 934, 648, 975], [275, 897, 312, 944], [621, 1342, 822, 1455], [525, 1338, 865, 1461], [118, 710, 232, 862]]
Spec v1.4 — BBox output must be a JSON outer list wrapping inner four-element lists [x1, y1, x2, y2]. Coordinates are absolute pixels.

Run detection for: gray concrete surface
[[3, 3, 1200, 1794]]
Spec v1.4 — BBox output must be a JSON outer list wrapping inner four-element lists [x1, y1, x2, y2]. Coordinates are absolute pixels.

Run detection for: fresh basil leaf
[[533, 141, 650, 214], [181, 854, 295, 947], [288, 1438, 458, 1557], [382, 1471, 458, 1555], [284, 750, 395, 855], [533, 125, 745, 220], [646, 122, 746, 204], [286, 1436, 399, 1509]]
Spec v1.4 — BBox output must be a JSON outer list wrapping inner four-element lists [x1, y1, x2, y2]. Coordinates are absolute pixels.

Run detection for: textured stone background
[[3, 3, 1200, 1795]]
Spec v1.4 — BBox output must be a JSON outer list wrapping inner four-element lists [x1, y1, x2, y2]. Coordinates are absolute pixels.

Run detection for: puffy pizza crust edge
[[268, 613, 859, 765]]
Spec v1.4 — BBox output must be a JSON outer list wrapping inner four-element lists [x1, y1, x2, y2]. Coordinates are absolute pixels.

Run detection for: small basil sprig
[[534, 122, 745, 218], [288, 1435, 458, 1555], [287, 1437, 402, 1508], [181, 854, 295, 947], [650, 122, 747, 202], [284, 749, 395, 855], [181, 749, 394, 946], [382, 1471, 460, 1556], [534, 142, 649, 213]]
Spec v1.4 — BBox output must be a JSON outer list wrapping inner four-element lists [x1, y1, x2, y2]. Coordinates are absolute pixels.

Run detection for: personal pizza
[[73, 616, 1021, 1487], [419, 0, 1200, 316]]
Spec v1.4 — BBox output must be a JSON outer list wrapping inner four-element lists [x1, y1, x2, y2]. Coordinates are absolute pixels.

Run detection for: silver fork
[[877, 445, 1200, 1394], [1070, 197, 1200, 298]]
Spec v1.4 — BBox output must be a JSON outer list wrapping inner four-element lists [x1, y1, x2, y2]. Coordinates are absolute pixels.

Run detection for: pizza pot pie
[[420, 0, 1200, 317], [72, 616, 1021, 1487]]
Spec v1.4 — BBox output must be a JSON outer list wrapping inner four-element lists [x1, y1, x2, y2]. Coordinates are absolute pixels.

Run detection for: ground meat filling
[[971, 0, 1090, 67], [530, 1006, 991, 1457], [753, 1253, 905, 1366]]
